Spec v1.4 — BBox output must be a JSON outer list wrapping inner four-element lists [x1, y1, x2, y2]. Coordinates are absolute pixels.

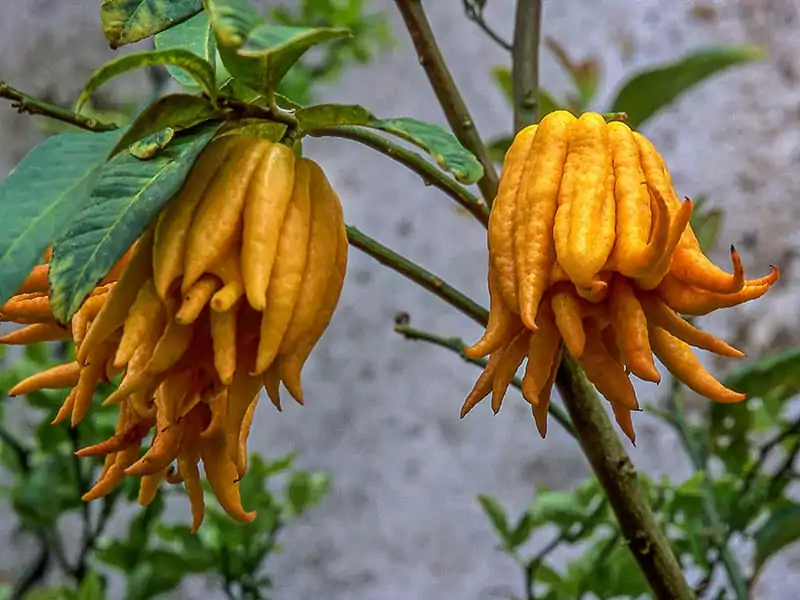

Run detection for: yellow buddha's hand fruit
[[466, 111, 779, 443], [554, 112, 615, 291], [1, 131, 349, 532]]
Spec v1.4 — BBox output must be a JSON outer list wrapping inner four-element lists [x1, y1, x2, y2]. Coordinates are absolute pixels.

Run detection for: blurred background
[[1, 1, 799, 599]]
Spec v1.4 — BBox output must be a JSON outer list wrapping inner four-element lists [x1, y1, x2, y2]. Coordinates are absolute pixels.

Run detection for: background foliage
[[0, 1, 798, 599]]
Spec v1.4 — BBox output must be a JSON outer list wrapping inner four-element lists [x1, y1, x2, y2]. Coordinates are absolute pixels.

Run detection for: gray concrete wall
[[1, 1, 799, 598]]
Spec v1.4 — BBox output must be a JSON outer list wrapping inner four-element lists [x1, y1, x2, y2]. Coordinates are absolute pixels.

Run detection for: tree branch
[[555, 355, 695, 599], [512, 0, 543, 132], [346, 225, 489, 326], [394, 2, 693, 597], [394, 0, 500, 204], [394, 321, 576, 439], [0, 80, 118, 132], [312, 126, 489, 226], [462, 0, 512, 51]]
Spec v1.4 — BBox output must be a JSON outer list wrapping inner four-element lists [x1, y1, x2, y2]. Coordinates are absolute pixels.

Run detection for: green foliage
[[207, 0, 351, 98], [0, 130, 121, 305], [154, 12, 231, 89], [753, 501, 800, 574], [369, 117, 484, 185], [49, 123, 220, 322], [76, 48, 218, 113], [100, 0, 204, 48], [0, 344, 330, 600], [610, 46, 765, 128], [487, 42, 764, 160], [110, 94, 222, 158], [269, 0, 393, 104], [294, 104, 484, 184]]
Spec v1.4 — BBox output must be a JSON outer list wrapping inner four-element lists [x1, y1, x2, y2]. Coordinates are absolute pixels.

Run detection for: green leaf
[[76, 49, 217, 113], [49, 123, 221, 322], [487, 135, 512, 164], [217, 118, 288, 142], [205, 0, 262, 47], [100, 0, 204, 48], [0, 130, 121, 305], [129, 129, 176, 159], [110, 94, 222, 158], [295, 103, 374, 130], [538, 90, 563, 118], [370, 117, 484, 184], [490, 66, 563, 117], [709, 401, 752, 475], [477, 494, 510, 541], [507, 512, 537, 550], [155, 11, 216, 84], [286, 471, 330, 516], [545, 38, 601, 111], [689, 197, 723, 254], [76, 571, 105, 600], [207, 0, 351, 95], [754, 501, 800, 573], [725, 347, 800, 403], [610, 45, 765, 128], [527, 490, 595, 529], [124, 552, 195, 600], [292, 106, 482, 183]]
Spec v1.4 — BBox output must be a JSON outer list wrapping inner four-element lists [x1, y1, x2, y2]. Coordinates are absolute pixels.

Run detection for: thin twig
[[346, 225, 489, 326], [523, 500, 608, 599], [0, 80, 118, 132], [312, 126, 489, 226], [68, 426, 91, 581], [394, 322, 576, 439], [462, 0, 512, 51], [512, 0, 543, 132], [394, 0, 500, 203], [10, 532, 50, 600], [0, 427, 30, 473], [740, 417, 800, 496]]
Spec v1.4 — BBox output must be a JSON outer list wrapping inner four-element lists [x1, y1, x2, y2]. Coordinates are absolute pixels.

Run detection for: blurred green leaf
[[99, 0, 203, 48], [287, 471, 330, 516], [207, 0, 350, 96], [725, 347, 800, 403], [568, 536, 649, 599], [124, 551, 195, 600], [689, 195, 723, 254], [527, 490, 598, 530], [76, 571, 106, 600], [487, 135, 512, 164], [490, 66, 562, 117], [507, 511, 536, 550], [754, 501, 800, 573], [545, 37, 601, 111], [610, 45, 765, 128], [709, 401, 752, 475], [478, 494, 510, 541]]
